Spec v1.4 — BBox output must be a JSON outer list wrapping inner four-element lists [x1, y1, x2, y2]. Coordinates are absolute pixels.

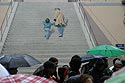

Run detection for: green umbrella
[[105, 67, 125, 83], [87, 44, 125, 57], [105, 73, 125, 83]]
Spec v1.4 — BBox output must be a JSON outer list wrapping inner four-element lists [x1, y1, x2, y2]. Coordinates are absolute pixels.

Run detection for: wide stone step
[[2, 50, 86, 54], [2, 46, 88, 51], [31, 53, 84, 58], [4, 41, 88, 45]]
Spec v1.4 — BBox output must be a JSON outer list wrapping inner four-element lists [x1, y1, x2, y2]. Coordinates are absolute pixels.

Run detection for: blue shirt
[[43, 21, 54, 29]]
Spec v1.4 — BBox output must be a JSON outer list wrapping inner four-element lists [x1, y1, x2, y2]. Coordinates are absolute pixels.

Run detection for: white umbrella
[[104, 67, 125, 83], [0, 64, 10, 78]]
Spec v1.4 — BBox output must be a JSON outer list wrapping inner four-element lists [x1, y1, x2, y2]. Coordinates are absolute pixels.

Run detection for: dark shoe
[[59, 35, 63, 37]]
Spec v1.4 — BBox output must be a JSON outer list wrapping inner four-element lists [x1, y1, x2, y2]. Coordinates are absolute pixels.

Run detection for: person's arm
[[51, 22, 55, 25], [42, 21, 49, 28], [42, 21, 46, 26]]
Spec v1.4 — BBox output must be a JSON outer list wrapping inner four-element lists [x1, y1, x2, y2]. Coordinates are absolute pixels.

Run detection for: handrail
[[0, 0, 15, 41], [77, 0, 98, 47]]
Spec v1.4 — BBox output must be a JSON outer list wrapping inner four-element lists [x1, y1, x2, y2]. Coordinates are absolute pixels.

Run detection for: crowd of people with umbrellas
[[0, 44, 125, 83]]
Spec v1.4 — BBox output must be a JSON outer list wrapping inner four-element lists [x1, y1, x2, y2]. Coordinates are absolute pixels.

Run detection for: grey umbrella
[[81, 54, 107, 62], [0, 54, 41, 68]]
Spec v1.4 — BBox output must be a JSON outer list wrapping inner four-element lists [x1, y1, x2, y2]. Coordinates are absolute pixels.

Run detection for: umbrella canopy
[[81, 54, 107, 62], [87, 44, 125, 57], [0, 74, 57, 83], [104, 67, 125, 83], [0, 64, 10, 78], [33, 65, 44, 76], [0, 54, 41, 68]]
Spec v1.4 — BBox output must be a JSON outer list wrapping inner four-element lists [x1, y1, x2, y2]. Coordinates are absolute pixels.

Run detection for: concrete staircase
[[1, 2, 90, 74]]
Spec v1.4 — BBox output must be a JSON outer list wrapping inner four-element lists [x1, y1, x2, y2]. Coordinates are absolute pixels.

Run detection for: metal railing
[[0, 0, 15, 41], [76, 0, 98, 47]]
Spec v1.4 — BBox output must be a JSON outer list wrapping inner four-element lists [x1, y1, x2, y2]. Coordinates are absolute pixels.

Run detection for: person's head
[[45, 18, 50, 23], [7, 68, 18, 75], [94, 58, 105, 71], [114, 59, 123, 71], [48, 57, 58, 66], [80, 74, 93, 83], [69, 55, 81, 71], [55, 8, 60, 11], [88, 59, 96, 67], [71, 55, 81, 60], [113, 58, 120, 65], [43, 61, 57, 78]]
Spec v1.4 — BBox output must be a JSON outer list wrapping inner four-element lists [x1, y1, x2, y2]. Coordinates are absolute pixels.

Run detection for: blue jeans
[[57, 24, 63, 36], [44, 28, 50, 39]]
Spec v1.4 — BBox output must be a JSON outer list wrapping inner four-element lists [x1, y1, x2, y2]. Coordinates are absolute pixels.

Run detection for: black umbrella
[[33, 65, 44, 76], [0, 54, 41, 68], [81, 54, 107, 62]]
